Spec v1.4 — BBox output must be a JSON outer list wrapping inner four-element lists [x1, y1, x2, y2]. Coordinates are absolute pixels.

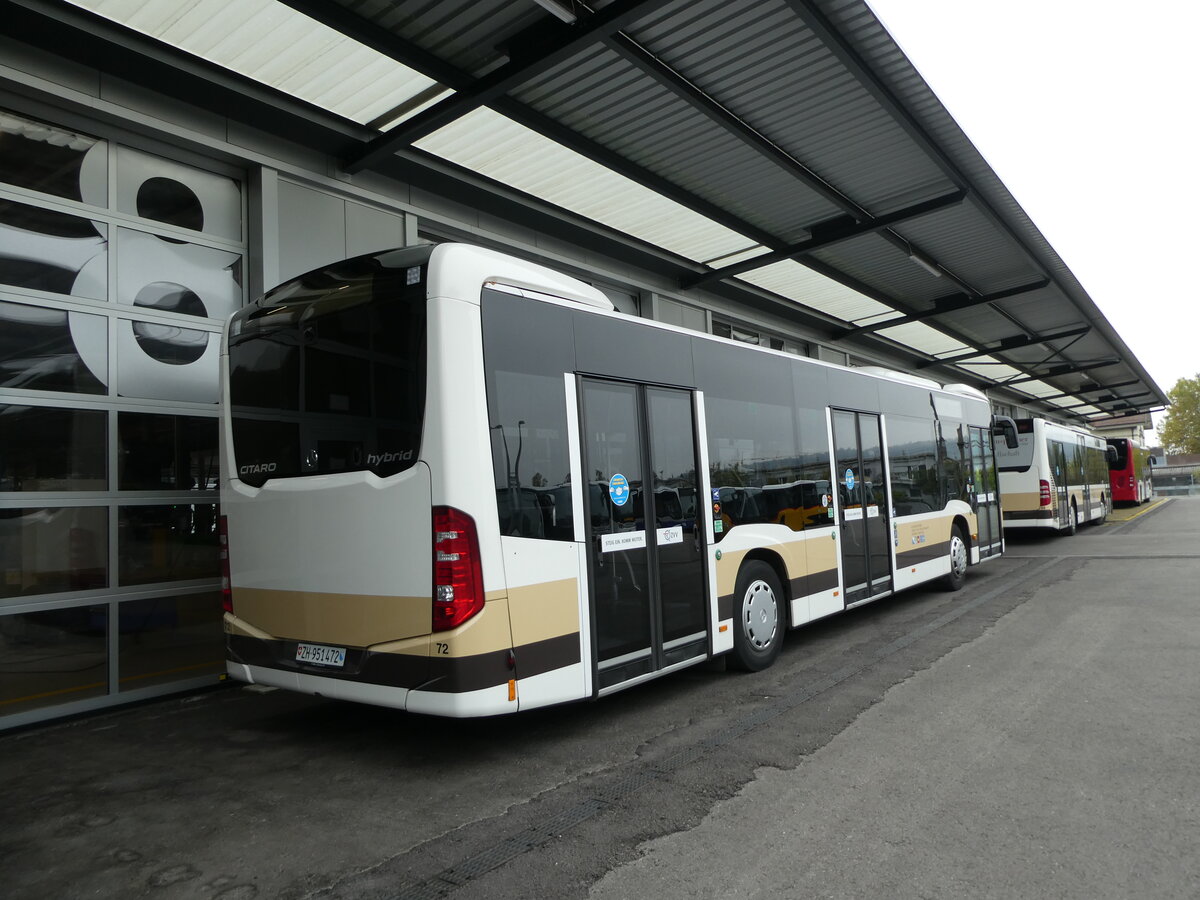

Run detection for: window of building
[[0, 106, 244, 725]]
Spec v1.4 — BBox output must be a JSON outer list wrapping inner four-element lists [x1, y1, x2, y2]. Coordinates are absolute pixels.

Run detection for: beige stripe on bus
[[231, 588, 430, 647]]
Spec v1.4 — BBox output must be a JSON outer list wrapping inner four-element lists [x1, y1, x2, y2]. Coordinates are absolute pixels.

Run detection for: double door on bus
[[832, 410, 892, 605], [579, 379, 709, 692], [969, 425, 1002, 558]]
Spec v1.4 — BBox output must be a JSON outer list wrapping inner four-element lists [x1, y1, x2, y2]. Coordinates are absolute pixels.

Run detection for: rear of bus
[[995, 418, 1055, 529], [220, 245, 512, 716], [1106, 437, 1149, 505]]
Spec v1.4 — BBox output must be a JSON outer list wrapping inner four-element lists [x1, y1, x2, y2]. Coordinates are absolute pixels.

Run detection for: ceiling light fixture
[[908, 250, 942, 278], [532, 0, 580, 23]]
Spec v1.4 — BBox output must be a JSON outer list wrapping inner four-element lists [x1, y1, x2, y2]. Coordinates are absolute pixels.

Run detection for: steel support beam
[[343, 0, 672, 172], [682, 190, 965, 289], [607, 31, 871, 218], [1000, 361, 1122, 386], [837, 278, 1049, 339], [917, 325, 1091, 369]]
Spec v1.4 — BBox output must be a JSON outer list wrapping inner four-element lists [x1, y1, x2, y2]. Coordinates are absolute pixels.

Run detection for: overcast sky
[[865, 0, 1199, 434]]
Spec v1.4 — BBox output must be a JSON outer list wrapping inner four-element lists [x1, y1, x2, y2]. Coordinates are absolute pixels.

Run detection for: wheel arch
[[951, 513, 972, 558], [738, 548, 793, 628]]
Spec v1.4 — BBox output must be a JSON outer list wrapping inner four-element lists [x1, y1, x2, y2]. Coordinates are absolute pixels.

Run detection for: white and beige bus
[[996, 417, 1112, 534], [219, 243, 1012, 717]]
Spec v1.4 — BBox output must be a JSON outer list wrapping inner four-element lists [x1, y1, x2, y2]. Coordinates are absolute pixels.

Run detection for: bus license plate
[[295, 642, 346, 668]]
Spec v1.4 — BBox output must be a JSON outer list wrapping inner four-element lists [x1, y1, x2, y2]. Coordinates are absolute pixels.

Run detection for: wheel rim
[[949, 534, 967, 579], [742, 579, 778, 650]]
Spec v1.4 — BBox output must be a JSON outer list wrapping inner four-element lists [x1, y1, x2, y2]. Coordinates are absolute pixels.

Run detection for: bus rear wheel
[[942, 524, 968, 592], [730, 561, 784, 672], [1063, 501, 1078, 536]]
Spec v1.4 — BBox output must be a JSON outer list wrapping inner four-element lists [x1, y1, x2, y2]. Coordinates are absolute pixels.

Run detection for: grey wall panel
[[346, 201, 407, 259], [278, 180, 345, 282], [0, 34, 99, 97]]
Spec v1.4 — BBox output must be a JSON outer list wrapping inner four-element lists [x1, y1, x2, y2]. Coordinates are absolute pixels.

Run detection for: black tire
[[730, 560, 785, 672], [1063, 501, 1078, 536], [942, 523, 968, 592]]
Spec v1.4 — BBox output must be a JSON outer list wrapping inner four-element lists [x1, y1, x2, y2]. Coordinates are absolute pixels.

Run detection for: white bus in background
[[996, 417, 1112, 534], [219, 243, 1014, 717]]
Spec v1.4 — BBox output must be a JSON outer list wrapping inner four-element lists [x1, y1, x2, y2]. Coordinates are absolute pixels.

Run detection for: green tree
[[1159, 375, 1200, 454]]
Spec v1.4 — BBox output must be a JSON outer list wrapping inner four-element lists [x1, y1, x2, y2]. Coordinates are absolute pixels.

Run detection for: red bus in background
[[1106, 437, 1154, 505]]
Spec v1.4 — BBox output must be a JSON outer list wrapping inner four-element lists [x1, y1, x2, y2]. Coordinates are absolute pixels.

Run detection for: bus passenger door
[[970, 426, 1002, 559], [1051, 441, 1070, 525], [832, 410, 893, 605], [579, 378, 708, 693]]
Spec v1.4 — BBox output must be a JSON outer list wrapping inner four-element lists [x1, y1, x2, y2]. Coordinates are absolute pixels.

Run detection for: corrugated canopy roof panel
[[38, 0, 1166, 421]]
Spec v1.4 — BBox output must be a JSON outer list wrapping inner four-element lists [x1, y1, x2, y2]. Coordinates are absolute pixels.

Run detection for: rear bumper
[[227, 660, 514, 717]]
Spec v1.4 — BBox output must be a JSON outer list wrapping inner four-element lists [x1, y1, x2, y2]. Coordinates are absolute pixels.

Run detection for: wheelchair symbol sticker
[[609, 473, 630, 506]]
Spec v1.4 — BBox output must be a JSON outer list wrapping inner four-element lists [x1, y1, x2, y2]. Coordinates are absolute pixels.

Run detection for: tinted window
[[0, 506, 107, 597], [0, 405, 106, 491], [118, 504, 219, 585], [696, 346, 801, 538], [0, 299, 107, 394], [228, 247, 430, 486], [0, 109, 107, 204], [481, 288, 575, 541], [936, 417, 969, 505], [888, 415, 940, 515], [1107, 439, 1127, 472], [118, 412, 218, 490]]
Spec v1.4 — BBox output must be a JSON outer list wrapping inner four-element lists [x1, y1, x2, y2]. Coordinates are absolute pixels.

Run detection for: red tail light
[[1128, 476, 1135, 489], [433, 506, 484, 632], [1039, 480, 1052, 507], [218, 515, 232, 613]]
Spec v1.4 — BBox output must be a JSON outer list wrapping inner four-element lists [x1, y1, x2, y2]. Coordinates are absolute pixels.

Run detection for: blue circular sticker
[[609, 473, 630, 506], [844, 468, 856, 491]]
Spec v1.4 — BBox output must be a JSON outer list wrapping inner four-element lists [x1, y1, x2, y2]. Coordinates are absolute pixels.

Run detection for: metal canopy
[[28, 0, 1167, 419]]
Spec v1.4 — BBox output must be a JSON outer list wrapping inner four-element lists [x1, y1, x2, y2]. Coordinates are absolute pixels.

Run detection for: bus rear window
[[1107, 439, 1128, 471], [995, 421, 1034, 473], [227, 247, 431, 486]]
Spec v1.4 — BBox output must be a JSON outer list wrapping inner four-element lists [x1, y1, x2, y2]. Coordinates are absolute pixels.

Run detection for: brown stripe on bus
[[227, 631, 582, 695]]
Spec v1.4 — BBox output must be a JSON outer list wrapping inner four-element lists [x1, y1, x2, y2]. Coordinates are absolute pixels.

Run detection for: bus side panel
[[501, 536, 588, 711], [800, 527, 842, 622], [709, 526, 841, 628], [892, 512, 953, 590]]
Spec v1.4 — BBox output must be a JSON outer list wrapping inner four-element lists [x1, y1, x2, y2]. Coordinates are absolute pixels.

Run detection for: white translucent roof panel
[[66, 0, 441, 126], [1075, 406, 1102, 415], [1016, 380, 1062, 398], [953, 357, 1024, 381], [876, 320, 970, 357], [738, 259, 894, 322], [417, 108, 757, 263]]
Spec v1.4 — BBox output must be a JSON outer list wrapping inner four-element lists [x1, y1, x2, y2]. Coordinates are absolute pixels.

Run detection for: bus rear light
[[218, 515, 232, 613], [1039, 480, 1052, 507], [432, 506, 484, 632]]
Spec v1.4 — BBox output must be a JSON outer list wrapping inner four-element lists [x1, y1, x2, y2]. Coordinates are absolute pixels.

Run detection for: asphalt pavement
[[2, 498, 1196, 900]]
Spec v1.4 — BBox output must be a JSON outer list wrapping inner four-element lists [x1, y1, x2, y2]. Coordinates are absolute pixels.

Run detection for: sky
[[865, 0, 1199, 436]]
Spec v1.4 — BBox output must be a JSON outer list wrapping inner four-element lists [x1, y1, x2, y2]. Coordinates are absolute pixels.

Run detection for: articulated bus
[[1106, 437, 1154, 505], [219, 243, 1012, 717], [996, 417, 1111, 534]]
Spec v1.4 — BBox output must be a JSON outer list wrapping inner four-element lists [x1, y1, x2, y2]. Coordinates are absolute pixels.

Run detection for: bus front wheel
[[730, 561, 784, 672]]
